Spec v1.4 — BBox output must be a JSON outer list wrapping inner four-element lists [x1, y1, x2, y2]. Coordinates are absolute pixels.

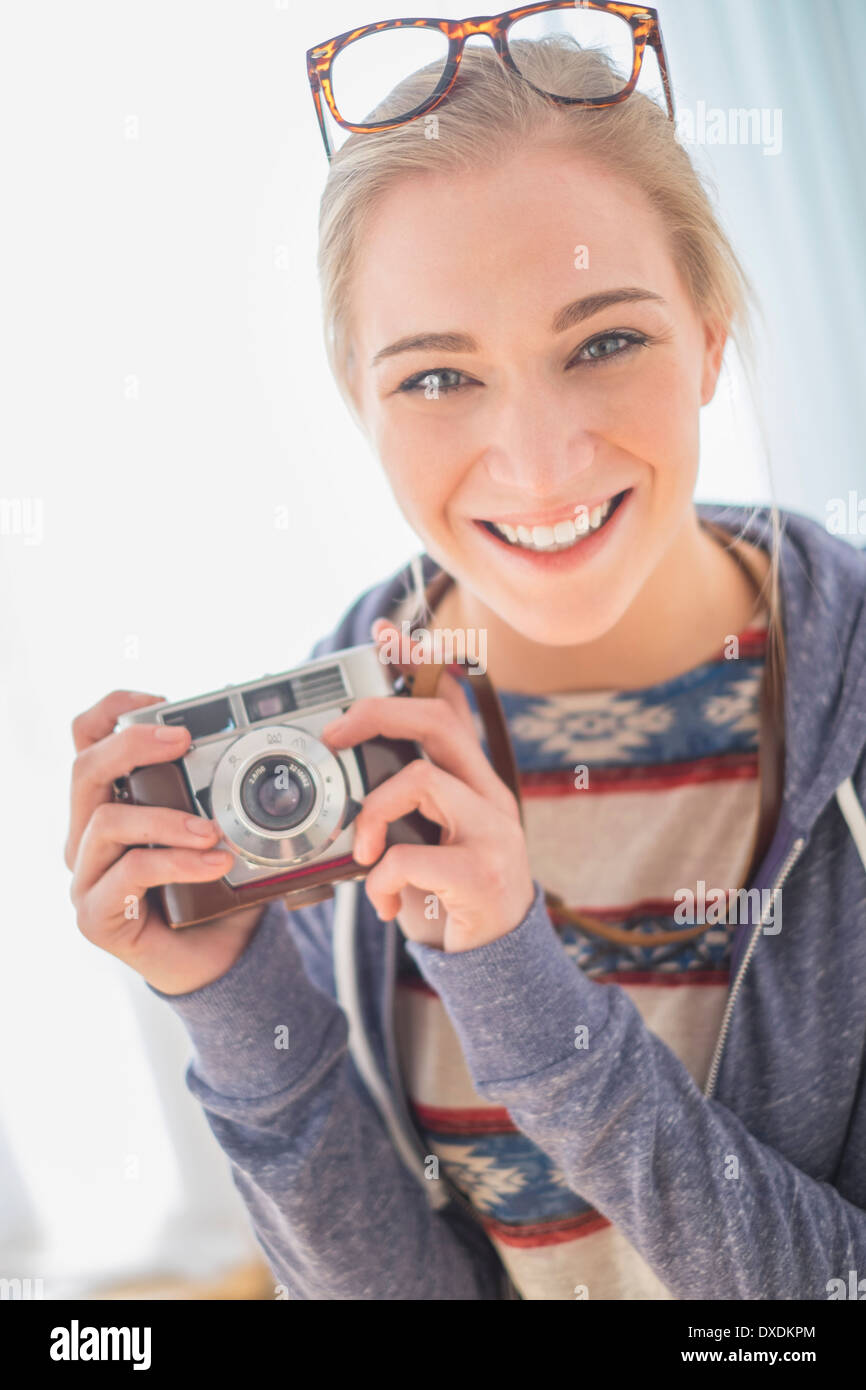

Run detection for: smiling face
[[347, 145, 726, 647]]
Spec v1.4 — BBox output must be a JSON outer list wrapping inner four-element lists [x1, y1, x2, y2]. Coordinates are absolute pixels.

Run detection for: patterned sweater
[[394, 615, 768, 1299]]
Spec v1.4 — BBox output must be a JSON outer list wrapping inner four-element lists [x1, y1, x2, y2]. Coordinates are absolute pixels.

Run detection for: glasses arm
[[307, 63, 334, 159], [648, 20, 676, 124]]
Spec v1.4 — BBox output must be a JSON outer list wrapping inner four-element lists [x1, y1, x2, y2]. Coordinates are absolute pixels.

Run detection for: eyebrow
[[370, 288, 667, 366]]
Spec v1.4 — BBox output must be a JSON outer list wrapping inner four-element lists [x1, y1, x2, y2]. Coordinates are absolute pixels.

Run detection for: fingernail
[[202, 849, 231, 864], [186, 816, 216, 837], [155, 725, 188, 741], [321, 716, 347, 740]]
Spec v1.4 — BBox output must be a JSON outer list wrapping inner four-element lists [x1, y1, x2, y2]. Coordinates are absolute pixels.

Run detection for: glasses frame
[[306, 2, 676, 160]]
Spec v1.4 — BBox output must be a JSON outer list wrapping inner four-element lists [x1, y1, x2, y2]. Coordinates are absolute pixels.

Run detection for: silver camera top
[[116, 642, 394, 740]]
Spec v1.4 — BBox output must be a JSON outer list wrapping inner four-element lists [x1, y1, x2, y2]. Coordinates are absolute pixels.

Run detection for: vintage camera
[[112, 643, 441, 927]]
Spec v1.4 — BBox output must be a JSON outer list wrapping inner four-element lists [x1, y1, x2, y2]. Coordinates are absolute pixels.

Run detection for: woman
[[65, 32, 866, 1300]]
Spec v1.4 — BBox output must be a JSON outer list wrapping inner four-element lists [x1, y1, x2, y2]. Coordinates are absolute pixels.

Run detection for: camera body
[[113, 642, 440, 927]]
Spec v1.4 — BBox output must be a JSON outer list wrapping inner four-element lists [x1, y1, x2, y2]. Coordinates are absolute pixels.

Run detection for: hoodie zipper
[[703, 836, 806, 1100]]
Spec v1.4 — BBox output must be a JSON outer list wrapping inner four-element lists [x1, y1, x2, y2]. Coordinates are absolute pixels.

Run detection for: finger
[[363, 841, 478, 922], [71, 801, 223, 898], [372, 622, 481, 741], [74, 842, 235, 944], [66, 722, 192, 871], [352, 757, 501, 866], [434, 668, 484, 742], [322, 695, 516, 816], [71, 690, 166, 754]]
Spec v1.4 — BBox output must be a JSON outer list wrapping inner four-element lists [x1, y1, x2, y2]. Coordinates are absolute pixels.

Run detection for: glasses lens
[[331, 25, 451, 126], [507, 5, 635, 98]]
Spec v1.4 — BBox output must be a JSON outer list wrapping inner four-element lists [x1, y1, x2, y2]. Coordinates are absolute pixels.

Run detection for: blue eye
[[396, 368, 470, 396], [574, 331, 649, 366]]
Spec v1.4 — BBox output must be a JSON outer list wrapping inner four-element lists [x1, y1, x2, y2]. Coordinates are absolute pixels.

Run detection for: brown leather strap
[[401, 568, 524, 803], [399, 522, 785, 947]]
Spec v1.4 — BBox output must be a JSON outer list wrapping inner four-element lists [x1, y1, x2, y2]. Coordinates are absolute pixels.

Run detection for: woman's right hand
[[65, 690, 269, 995]]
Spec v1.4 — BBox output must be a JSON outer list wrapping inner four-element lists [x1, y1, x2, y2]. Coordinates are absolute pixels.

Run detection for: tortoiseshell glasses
[[306, 2, 676, 160]]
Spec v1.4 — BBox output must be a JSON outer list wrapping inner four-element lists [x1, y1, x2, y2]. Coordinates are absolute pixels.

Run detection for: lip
[[480, 491, 625, 529], [472, 487, 633, 570]]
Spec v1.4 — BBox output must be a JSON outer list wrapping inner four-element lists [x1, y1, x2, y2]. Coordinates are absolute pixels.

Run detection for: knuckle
[[410, 756, 437, 786], [89, 800, 116, 836], [73, 898, 96, 941], [477, 853, 508, 896], [122, 846, 148, 880], [430, 697, 456, 730], [70, 749, 91, 791]]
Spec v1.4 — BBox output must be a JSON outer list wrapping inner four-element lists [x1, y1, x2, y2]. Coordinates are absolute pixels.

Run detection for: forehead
[[352, 147, 677, 351]]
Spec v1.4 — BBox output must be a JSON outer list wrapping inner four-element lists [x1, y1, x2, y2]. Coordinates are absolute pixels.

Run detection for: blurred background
[[0, 0, 863, 1298]]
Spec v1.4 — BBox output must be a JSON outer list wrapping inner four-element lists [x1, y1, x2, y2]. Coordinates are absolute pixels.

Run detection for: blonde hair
[[316, 36, 785, 675]]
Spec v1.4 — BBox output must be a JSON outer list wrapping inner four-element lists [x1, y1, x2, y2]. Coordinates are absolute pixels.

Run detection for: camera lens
[[240, 755, 316, 832]]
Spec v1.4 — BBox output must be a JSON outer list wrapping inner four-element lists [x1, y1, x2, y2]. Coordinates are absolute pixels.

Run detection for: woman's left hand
[[320, 621, 535, 953]]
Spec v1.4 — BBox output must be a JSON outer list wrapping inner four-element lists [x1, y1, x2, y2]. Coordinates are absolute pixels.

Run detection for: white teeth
[[489, 495, 619, 552]]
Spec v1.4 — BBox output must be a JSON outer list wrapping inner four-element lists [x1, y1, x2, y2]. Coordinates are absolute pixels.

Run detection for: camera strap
[[405, 522, 785, 947]]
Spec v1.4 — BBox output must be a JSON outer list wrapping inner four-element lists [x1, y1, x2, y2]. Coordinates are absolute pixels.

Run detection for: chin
[[511, 606, 625, 647], [497, 593, 631, 648]]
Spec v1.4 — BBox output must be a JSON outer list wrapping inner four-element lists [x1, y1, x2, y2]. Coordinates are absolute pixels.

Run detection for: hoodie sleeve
[[146, 896, 505, 1300], [406, 879, 866, 1301]]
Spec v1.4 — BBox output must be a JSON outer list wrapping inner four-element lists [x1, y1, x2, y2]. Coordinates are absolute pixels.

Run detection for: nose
[[480, 382, 598, 498]]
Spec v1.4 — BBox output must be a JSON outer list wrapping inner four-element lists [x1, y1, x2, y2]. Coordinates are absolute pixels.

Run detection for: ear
[[699, 316, 728, 406]]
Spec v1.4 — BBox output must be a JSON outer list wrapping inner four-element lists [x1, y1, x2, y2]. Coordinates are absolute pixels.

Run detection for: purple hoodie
[[148, 503, 866, 1299]]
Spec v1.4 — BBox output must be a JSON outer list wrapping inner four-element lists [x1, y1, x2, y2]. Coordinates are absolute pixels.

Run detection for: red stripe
[[253, 853, 356, 888], [481, 1210, 611, 1248], [411, 1101, 518, 1135], [520, 753, 757, 796], [550, 895, 693, 922], [725, 629, 767, 658]]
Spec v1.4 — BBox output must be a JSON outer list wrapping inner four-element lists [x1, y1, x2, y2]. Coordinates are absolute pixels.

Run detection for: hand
[[320, 622, 535, 953], [65, 690, 269, 995]]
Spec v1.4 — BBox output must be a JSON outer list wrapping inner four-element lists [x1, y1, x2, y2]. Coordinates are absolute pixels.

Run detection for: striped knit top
[[393, 612, 768, 1300]]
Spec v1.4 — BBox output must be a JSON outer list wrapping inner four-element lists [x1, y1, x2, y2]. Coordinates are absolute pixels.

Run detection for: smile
[[479, 490, 630, 553]]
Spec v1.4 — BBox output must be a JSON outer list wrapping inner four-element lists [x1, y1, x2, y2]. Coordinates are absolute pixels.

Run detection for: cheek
[[375, 409, 467, 531], [604, 355, 702, 491]]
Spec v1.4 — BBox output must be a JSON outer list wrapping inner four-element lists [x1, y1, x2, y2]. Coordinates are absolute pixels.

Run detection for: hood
[[697, 503, 866, 836]]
